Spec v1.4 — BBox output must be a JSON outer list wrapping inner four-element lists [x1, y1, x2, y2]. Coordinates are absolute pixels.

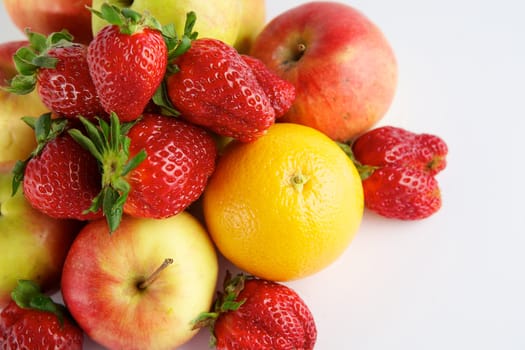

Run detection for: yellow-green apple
[[61, 212, 219, 349], [0, 162, 81, 309], [91, 0, 242, 46], [2, 0, 93, 44], [0, 41, 48, 162], [233, 0, 266, 54], [250, 1, 398, 142]]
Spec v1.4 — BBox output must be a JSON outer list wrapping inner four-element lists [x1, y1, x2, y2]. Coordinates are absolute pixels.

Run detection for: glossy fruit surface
[[351, 125, 448, 219], [206, 275, 317, 350]]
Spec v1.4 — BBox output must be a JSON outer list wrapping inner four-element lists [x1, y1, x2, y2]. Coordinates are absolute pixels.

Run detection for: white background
[[1, 0, 524, 349]]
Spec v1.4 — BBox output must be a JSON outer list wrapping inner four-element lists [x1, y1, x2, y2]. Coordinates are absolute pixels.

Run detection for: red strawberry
[[352, 126, 448, 175], [6, 30, 104, 119], [87, 4, 169, 122], [166, 38, 276, 142], [194, 273, 317, 350], [241, 54, 296, 118], [0, 280, 83, 350], [360, 165, 442, 219], [12, 113, 102, 221], [68, 112, 217, 231], [124, 113, 217, 218], [346, 125, 448, 220]]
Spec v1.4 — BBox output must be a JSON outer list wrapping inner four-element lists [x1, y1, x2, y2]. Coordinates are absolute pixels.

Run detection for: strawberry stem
[[336, 141, 378, 180]]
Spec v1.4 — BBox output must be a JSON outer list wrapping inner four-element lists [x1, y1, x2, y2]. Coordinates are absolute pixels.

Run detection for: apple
[[233, 0, 266, 54], [2, 0, 93, 44], [0, 41, 49, 162], [250, 1, 398, 142], [91, 0, 242, 47], [0, 162, 81, 309], [61, 212, 219, 349]]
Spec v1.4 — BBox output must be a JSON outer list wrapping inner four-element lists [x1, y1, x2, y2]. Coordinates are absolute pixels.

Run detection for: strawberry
[[165, 38, 276, 142], [12, 113, 103, 221], [343, 125, 448, 220], [69, 112, 217, 231], [6, 30, 104, 120], [194, 273, 317, 350], [0, 280, 83, 350], [87, 4, 170, 122], [352, 126, 448, 175], [241, 54, 296, 118]]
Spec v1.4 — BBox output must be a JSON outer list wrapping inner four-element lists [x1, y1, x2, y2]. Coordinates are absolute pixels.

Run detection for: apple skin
[[250, 1, 398, 142], [0, 162, 81, 309], [0, 41, 49, 163], [2, 0, 93, 44], [61, 212, 219, 350], [91, 0, 242, 47], [234, 0, 266, 54]]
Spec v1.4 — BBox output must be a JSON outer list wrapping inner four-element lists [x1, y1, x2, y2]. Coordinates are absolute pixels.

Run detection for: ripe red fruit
[[68, 113, 217, 231], [87, 5, 168, 122], [7, 30, 104, 119], [194, 273, 317, 350], [241, 54, 296, 118], [13, 113, 103, 221], [349, 125, 448, 220], [0, 280, 83, 350], [166, 38, 276, 142], [124, 114, 217, 218]]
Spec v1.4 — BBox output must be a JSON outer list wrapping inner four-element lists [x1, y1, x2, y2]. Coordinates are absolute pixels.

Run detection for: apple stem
[[138, 258, 174, 290]]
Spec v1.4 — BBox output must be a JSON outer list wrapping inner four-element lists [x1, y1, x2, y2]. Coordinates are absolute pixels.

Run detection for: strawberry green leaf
[[4, 29, 74, 95], [68, 113, 146, 233], [166, 11, 198, 61], [11, 280, 68, 326], [152, 80, 180, 117], [183, 11, 198, 40], [12, 47, 38, 75], [68, 128, 104, 163], [24, 30, 48, 53], [90, 3, 163, 35], [5, 74, 37, 94], [32, 55, 59, 69]]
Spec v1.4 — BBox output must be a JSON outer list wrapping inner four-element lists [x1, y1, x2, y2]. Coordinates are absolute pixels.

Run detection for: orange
[[203, 123, 364, 281]]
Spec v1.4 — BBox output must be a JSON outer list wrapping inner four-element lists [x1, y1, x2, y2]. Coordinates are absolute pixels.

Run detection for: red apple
[[0, 161, 81, 309], [2, 0, 93, 44], [61, 212, 219, 349], [250, 1, 398, 142]]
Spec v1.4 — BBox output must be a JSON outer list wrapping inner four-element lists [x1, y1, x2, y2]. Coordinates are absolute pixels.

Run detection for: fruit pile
[[0, 1, 448, 349]]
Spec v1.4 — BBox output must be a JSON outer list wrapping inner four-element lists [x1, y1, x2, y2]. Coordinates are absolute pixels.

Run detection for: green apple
[[0, 41, 48, 162], [234, 0, 266, 54], [61, 212, 219, 349], [0, 91, 48, 163], [0, 162, 80, 309], [91, 0, 242, 46]]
